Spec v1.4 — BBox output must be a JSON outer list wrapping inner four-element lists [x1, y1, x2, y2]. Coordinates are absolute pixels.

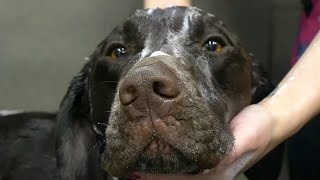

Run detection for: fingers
[[210, 105, 273, 177]]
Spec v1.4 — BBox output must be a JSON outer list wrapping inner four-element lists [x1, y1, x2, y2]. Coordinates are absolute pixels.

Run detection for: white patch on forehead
[[140, 47, 151, 59], [164, 8, 201, 60], [181, 8, 200, 33], [181, 14, 190, 34], [140, 34, 152, 59], [149, 51, 170, 57], [177, 7, 202, 40], [147, 8, 155, 15], [134, 9, 146, 17], [142, 7, 202, 61], [171, 8, 176, 15]]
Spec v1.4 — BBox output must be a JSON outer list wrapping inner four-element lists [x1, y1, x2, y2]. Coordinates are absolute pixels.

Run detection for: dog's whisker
[[84, 141, 105, 157], [91, 142, 101, 151], [97, 140, 106, 151], [97, 122, 108, 126], [93, 142, 102, 149]]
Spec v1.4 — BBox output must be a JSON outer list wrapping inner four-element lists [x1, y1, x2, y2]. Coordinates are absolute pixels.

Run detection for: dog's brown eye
[[107, 46, 126, 60], [204, 38, 224, 52]]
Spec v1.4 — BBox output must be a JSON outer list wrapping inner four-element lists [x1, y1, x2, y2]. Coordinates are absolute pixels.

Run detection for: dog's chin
[[130, 139, 198, 174], [114, 146, 202, 180], [133, 152, 198, 174]]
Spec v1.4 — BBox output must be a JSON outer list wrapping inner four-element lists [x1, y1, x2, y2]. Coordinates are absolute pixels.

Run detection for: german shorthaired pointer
[[0, 6, 284, 180]]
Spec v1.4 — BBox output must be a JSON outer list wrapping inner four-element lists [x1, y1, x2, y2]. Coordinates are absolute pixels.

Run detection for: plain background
[[0, 0, 300, 112]]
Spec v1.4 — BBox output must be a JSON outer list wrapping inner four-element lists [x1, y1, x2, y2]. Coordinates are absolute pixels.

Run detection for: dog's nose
[[119, 60, 181, 106]]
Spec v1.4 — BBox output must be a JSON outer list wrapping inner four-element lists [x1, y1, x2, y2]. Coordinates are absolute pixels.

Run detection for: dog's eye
[[204, 38, 225, 52], [107, 45, 126, 60]]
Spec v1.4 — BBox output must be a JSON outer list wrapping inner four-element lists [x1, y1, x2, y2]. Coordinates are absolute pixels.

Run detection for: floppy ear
[[55, 61, 107, 180], [87, 57, 118, 136], [250, 60, 274, 103]]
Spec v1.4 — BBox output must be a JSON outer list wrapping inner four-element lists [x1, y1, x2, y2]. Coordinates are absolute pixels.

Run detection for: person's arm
[[261, 31, 320, 152], [144, 0, 191, 9]]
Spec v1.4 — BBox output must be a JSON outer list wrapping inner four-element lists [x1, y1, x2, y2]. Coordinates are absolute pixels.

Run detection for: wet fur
[[55, 7, 284, 180]]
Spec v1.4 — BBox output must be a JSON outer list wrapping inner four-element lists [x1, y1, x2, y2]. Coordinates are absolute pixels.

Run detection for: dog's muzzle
[[103, 55, 233, 177]]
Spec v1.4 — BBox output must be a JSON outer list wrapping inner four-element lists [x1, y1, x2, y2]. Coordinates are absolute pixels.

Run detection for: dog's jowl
[[56, 6, 284, 180]]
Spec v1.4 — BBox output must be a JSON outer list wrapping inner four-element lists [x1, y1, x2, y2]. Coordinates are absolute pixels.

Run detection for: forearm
[[144, 0, 191, 8], [260, 32, 320, 147]]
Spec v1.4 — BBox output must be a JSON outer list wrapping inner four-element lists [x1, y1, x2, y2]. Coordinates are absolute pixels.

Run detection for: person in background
[[139, 0, 320, 179], [288, 0, 320, 179], [143, 0, 191, 8]]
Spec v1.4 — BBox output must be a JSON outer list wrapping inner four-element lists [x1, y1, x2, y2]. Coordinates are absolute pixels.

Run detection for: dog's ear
[[87, 57, 118, 136], [239, 48, 274, 103], [250, 59, 274, 103], [56, 61, 106, 180]]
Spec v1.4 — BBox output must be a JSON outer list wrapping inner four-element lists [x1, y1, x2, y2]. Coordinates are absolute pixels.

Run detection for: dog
[[55, 6, 284, 180], [0, 111, 57, 180], [55, 6, 285, 180]]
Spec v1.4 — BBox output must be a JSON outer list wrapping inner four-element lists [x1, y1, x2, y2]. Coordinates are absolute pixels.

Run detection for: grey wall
[[0, 0, 300, 111], [0, 0, 140, 111], [271, 0, 300, 83]]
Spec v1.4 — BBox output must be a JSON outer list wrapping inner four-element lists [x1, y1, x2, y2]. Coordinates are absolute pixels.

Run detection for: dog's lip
[[127, 169, 208, 180], [143, 138, 174, 155]]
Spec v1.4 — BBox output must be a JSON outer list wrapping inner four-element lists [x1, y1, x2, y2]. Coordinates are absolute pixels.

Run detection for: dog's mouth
[[104, 112, 234, 177], [128, 137, 199, 174], [127, 169, 204, 180], [119, 138, 203, 180], [127, 169, 203, 180], [125, 139, 213, 179], [143, 138, 174, 156]]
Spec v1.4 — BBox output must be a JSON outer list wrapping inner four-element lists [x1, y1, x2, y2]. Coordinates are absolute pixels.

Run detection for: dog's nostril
[[119, 61, 182, 106], [120, 85, 138, 105], [153, 81, 180, 99]]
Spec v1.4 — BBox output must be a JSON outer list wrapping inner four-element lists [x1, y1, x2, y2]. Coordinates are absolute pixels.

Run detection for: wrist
[[258, 97, 293, 153]]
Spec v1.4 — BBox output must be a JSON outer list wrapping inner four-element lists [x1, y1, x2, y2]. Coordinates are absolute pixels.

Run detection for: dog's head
[[57, 6, 272, 179]]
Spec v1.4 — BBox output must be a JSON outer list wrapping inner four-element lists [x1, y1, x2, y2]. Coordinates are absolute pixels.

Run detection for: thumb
[[209, 105, 272, 178]]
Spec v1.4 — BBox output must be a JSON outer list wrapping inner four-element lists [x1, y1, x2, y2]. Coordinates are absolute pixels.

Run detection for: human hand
[[137, 104, 277, 180]]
